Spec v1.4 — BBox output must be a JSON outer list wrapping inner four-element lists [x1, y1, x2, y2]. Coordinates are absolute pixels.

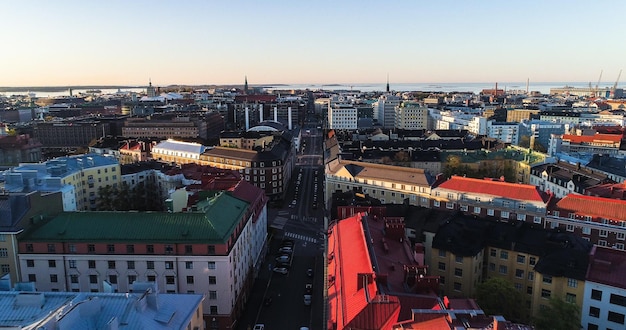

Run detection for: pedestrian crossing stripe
[[284, 231, 317, 244]]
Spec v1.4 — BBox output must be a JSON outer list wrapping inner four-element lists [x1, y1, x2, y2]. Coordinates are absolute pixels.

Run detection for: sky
[[1, 0, 625, 87]]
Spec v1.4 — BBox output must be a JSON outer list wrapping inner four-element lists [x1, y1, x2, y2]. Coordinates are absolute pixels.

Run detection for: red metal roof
[[437, 176, 547, 202], [555, 194, 626, 220], [562, 133, 622, 144]]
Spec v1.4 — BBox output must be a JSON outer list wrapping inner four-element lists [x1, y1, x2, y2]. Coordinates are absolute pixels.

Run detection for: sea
[[0, 82, 605, 98]]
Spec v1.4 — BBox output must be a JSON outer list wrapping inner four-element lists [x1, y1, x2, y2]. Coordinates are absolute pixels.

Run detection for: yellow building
[[430, 247, 483, 298]]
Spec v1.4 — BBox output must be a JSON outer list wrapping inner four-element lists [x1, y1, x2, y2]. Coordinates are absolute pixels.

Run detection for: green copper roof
[[20, 192, 248, 244]]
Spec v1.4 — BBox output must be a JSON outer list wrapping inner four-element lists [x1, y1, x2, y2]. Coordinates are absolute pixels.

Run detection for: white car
[[253, 325, 265, 330], [279, 247, 293, 253], [272, 267, 288, 275], [304, 294, 312, 306]]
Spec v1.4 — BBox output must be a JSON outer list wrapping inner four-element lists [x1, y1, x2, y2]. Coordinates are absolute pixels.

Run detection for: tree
[[533, 297, 581, 330], [475, 277, 527, 323]]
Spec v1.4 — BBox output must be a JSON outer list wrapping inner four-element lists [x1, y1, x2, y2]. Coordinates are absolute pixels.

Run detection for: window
[[127, 261, 135, 269], [165, 261, 174, 269], [107, 244, 115, 253], [69, 244, 76, 253], [582, 227, 591, 234], [474, 206, 481, 214], [50, 274, 58, 283], [210, 306, 218, 315], [600, 230, 608, 237], [526, 286, 532, 295], [566, 224, 574, 232], [126, 244, 135, 253], [88, 244, 95, 253], [487, 209, 494, 216], [109, 275, 117, 284], [47, 244, 56, 253], [608, 311, 625, 324], [438, 250, 446, 257], [488, 263, 495, 271], [438, 262, 446, 270], [454, 268, 463, 277], [591, 289, 602, 300], [529, 257, 536, 265], [541, 289, 551, 298], [499, 265, 508, 274], [501, 211, 509, 219], [88, 260, 96, 269], [185, 245, 193, 254], [618, 232, 625, 240], [147, 275, 156, 282], [514, 283, 522, 290], [208, 261, 216, 270], [209, 290, 217, 299], [517, 255, 525, 263], [517, 213, 525, 221], [515, 269, 524, 278], [433, 200, 440, 207], [165, 245, 174, 254], [145, 261, 154, 269], [455, 256, 463, 263], [26, 244, 33, 252], [527, 271, 534, 281], [2, 265, 11, 274], [567, 278, 577, 288], [209, 276, 216, 284], [565, 293, 576, 303], [460, 204, 468, 211], [146, 245, 154, 253], [166, 276, 175, 285], [587, 323, 598, 330], [70, 275, 79, 284], [26, 259, 34, 267], [89, 275, 98, 284], [128, 275, 136, 285], [490, 249, 497, 257], [534, 216, 542, 224], [107, 260, 115, 269], [446, 202, 454, 209], [186, 261, 193, 269], [610, 293, 626, 307], [543, 275, 552, 284], [208, 245, 216, 255], [589, 306, 600, 318], [454, 282, 462, 291], [186, 276, 194, 284], [500, 251, 508, 260]]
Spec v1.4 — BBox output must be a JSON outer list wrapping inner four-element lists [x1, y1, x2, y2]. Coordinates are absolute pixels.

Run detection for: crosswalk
[[284, 231, 318, 244], [290, 214, 318, 223]]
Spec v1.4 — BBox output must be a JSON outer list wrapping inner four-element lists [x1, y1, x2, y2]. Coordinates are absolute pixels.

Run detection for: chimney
[[259, 104, 263, 123], [274, 106, 278, 122], [288, 106, 293, 130], [245, 106, 250, 130]]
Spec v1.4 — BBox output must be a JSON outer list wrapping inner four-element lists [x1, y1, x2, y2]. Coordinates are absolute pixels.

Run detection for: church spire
[[386, 73, 390, 93], [244, 75, 249, 94]]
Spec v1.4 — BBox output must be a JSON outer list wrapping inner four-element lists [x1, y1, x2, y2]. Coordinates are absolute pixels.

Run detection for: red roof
[[586, 245, 626, 290], [437, 176, 547, 202], [555, 194, 626, 220], [562, 133, 622, 144]]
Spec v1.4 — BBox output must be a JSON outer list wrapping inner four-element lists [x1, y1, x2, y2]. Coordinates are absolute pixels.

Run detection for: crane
[[595, 70, 603, 98], [611, 69, 622, 98]]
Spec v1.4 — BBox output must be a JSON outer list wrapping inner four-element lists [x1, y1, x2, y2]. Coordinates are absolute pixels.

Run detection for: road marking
[[284, 231, 318, 244]]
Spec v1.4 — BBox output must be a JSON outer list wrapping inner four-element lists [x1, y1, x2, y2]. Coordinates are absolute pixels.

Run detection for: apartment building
[[582, 246, 626, 330], [530, 161, 612, 198], [394, 101, 428, 130], [33, 120, 112, 148], [546, 194, 626, 249], [122, 116, 206, 140], [328, 102, 358, 130], [0, 134, 42, 166], [373, 94, 401, 128], [151, 139, 206, 165], [17, 190, 267, 329], [2, 154, 121, 211], [553, 133, 623, 156], [431, 176, 549, 226], [487, 122, 520, 145], [325, 158, 434, 208]]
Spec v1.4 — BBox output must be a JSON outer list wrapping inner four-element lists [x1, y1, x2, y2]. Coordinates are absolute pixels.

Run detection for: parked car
[[307, 268, 314, 277], [272, 267, 288, 275], [279, 246, 293, 253], [253, 324, 265, 330], [304, 294, 312, 306], [305, 283, 312, 295]]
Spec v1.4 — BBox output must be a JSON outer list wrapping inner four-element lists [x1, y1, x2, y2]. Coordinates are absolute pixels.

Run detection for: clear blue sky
[[1, 0, 624, 87]]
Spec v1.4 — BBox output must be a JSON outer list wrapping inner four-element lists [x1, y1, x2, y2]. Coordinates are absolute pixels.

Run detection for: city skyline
[[1, 0, 624, 87]]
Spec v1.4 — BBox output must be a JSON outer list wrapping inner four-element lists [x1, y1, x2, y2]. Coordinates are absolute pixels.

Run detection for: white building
[[487, 122, 520, 145], [373, 94, 401, 128], [582, 246, 626, 330], [394, 101, 428, 130], [328, 101, 358, 130]]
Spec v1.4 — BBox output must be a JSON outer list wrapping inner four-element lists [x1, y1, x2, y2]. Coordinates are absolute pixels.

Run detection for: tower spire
[[244, 75, 249, 94], [386, 73, 390, 93]]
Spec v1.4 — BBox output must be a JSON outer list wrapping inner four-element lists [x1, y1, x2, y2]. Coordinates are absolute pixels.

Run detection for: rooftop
[[19, 191, 248, 244], [554, 194, 626, 222], [327, 159, 434, 187], [586, 245, 626, 290], [437, 175, 547, 203], [152, 139, 206, 155]]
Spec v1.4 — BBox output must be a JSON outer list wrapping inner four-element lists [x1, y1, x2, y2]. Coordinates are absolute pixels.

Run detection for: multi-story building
[[17, 190, 267, 329], [0, 134, 42, 166], [519, 120, 569, 151], [552, 133, 623, 156], [394, 101, 428, 130], [582, 246, 626, 330], [328, 102, 357, 130], [506, 108, 540, 123], [0, 191, 64, 286], [325, 158, 434, 208], [585, 154, 626, 183], [431, 176, 549, 226], [0, 286, 205, 330], [547, 194, 626, 249], [2, 154, 121, 211], [372, 94, 401, 128], [33, 120, 111, 148], [122, 116, 206, 140], [487, 122, 520, 145], [530, 161, 612, 198]]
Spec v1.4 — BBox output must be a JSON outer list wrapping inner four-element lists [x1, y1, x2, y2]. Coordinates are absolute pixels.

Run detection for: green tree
[[475, 277, 527, 323], [533, 297, 581, 330]]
